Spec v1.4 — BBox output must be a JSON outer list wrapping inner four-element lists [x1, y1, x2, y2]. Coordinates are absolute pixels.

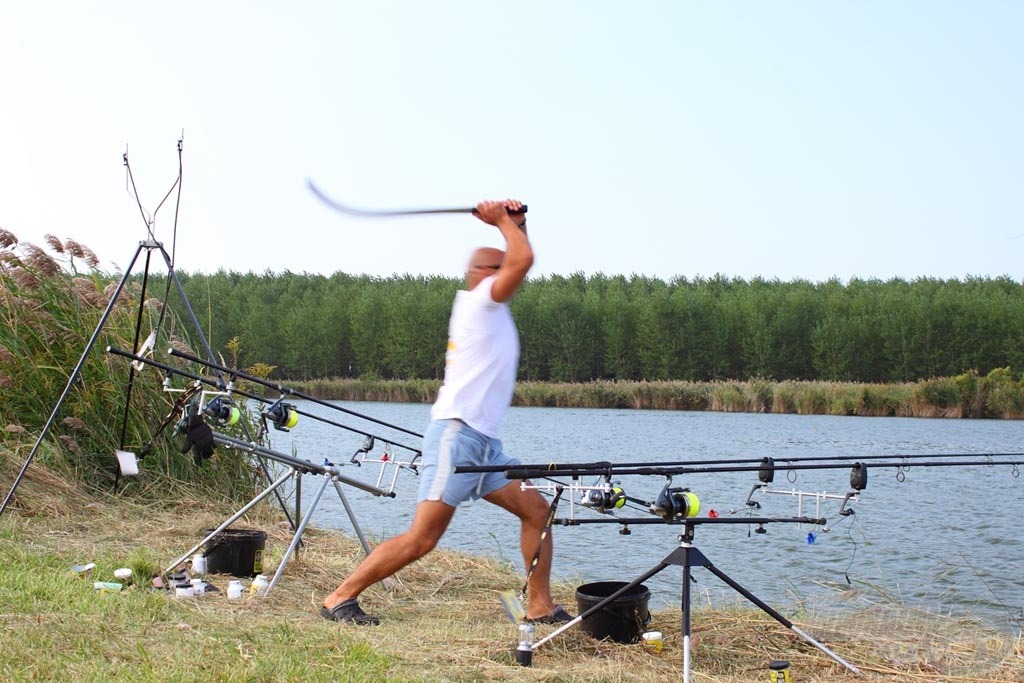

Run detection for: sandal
[[320, 599, 380, 625], [526, 604, 574, 625]]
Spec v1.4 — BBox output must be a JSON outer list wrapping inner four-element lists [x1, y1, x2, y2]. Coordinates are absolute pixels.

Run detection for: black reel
[[204, 396, 240, 426], [264, 401, 299, 432], [650, 485, 700, 520]]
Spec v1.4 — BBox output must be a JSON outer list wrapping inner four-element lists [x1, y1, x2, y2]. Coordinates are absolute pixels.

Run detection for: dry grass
[[1, 454, 1021, 682]]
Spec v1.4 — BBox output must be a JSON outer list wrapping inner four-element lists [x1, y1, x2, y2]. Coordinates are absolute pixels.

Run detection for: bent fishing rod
[[307, 179, 528, 218], [106, 346, 420, 455], [166, 348, 423, 441]]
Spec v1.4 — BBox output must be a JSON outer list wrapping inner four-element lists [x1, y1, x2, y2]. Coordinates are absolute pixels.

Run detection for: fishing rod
[[551, 515, 827, 527], [462, 458, 1023, 480], [307, 179, 528, 218], [166, 348, 424, 441], [106, 346, 421, 456], [462, 453, 1021, 525], [528, 451, 1024, 469]]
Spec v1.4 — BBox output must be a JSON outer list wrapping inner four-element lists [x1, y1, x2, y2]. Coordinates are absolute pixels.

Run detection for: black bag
[[179, 414, 215, 464]]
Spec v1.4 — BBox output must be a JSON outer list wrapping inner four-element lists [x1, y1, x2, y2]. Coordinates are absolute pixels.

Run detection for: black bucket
[[575, 581, 652, 644], [202, 528, 267, 577]]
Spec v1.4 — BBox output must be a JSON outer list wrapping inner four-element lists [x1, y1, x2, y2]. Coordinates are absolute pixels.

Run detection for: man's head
[[466, 247, 504, 289]]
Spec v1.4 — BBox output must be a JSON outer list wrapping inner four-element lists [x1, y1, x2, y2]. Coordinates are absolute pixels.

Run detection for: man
[[321, 198, 571, 626]]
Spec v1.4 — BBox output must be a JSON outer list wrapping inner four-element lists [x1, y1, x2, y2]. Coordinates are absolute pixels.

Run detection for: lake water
[[259, 400, 1023, 631]]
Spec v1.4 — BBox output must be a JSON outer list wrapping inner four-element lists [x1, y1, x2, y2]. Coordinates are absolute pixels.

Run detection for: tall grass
[[0, 231, 257, 503]]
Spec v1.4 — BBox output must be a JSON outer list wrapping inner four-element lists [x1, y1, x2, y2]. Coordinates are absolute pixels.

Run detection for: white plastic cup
[[174, 585, 195, 598], [642, 631, 663, 654]]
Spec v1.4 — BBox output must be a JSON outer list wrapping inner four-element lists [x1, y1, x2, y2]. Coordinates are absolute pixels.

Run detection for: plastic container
[[191, 553, 207, 576], [515, 623, 535, 667], [575, 581, 651, 644], [202, 528, 267, 578], [642, 630, 663, 653], [769, 659, 792, 682], [227, 580, 244, 600], [250, 574, 269, 597]]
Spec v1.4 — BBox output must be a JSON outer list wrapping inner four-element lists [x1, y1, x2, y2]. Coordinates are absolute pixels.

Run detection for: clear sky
[[2, 1, 1021, 283]]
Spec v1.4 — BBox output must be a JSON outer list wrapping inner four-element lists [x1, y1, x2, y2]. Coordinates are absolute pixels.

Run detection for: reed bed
[[291, 375, 1024, 419]]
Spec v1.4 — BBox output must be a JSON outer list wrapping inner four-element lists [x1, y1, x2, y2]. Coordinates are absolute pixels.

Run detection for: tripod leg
[[533, 561, 671, 650], [704, 563, 861, 674], [267, 472, 334, 595], [331, 478, 373, 556], [682, 560, 693, 683], [252, 454, 301, 537], [0, 242, 147, 517], [162, 468, 295, 577], [157, 246, 222, 374]]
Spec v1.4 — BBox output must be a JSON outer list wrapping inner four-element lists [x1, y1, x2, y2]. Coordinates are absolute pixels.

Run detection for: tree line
[[159, 271, 1024, 384]]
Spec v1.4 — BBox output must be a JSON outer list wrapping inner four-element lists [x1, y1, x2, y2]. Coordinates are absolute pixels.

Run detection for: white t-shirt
[[430, 276, 519, 437]]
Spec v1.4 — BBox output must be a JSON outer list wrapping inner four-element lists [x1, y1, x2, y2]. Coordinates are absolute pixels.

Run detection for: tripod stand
[[0, 235, 220, 514], [534, 517, 861, 682], [164, 431, 391, 595]]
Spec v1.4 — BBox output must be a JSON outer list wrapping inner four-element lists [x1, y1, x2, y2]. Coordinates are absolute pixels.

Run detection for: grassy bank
[[294, 369, 1024, 418], [2, 455, 1021, 683]]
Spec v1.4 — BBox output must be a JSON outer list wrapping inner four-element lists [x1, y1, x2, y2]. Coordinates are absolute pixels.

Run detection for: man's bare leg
[[484, 480, 560, 619], [323, 500, 457, 610]]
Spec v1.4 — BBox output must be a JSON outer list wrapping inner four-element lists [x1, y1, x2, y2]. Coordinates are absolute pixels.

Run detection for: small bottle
[[93, 581, 123, 592], [250, 574, 269, 597], [227, 580, 244, 600], [769, 659, 792, 682], [515, 623, 535, 667], [191, 553, 207, 576]]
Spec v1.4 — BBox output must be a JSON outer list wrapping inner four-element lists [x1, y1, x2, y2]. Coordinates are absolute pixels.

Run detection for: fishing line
[[842, 514, 860, 585], [117, 139, 187, 452], [956, 548, 1020, 626], [116, 245, 156, 452]]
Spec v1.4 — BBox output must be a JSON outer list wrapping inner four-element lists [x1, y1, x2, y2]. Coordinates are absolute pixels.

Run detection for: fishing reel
[[203, 396, 241, 426], [650, 481, 701, 520], [263, 399, 299, 432], [579, 482, 626, 513]]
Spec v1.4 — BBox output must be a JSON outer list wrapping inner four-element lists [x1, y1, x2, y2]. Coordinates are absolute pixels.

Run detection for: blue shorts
[[417, 419, 520, 507]]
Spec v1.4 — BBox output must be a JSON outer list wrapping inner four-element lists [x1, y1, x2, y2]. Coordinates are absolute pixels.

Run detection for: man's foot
[[525, 604, 573, 624], [320, 598, 380, 625]]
